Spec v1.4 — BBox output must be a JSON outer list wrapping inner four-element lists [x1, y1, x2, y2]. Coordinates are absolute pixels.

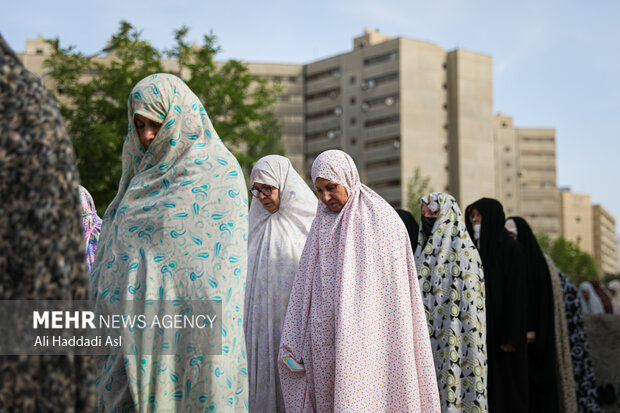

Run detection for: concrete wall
[[584, 314, 620, 412]]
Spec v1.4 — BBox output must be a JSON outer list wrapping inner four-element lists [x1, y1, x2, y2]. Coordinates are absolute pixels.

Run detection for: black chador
[[509, 216, 559, 413], [466, 198, 528, 413]]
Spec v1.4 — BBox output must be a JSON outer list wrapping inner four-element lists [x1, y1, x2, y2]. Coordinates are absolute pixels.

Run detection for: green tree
[[45, 21, 282, 213], [166, 27, 283, 170], [405, 167, 432, 222], [536, 234, 599, 285]]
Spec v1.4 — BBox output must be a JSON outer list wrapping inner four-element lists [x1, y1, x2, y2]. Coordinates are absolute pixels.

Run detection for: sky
[[2, 0, 619, 235]]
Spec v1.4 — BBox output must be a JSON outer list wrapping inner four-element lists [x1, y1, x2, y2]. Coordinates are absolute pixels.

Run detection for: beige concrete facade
[[304, 29, 494, 207], [447, 50, 495, 207], [243, 63, 305, 174], [560, 191, 594, 255], [19, 32, 617, 253], [592, 205, 619, 275], [494, 114, 560, 237]]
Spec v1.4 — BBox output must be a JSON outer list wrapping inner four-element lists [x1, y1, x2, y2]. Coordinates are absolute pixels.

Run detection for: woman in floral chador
[[415, 192, 488, 412], [278, 150, 440, 412], [90, 73, 249, 411]]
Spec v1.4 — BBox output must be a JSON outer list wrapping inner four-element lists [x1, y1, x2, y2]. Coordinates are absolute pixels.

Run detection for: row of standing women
[[0, 34, 605, 412]]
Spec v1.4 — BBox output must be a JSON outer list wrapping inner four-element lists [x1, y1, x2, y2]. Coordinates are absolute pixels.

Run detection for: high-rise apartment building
[[592, 204, 619, 275], [304, 29, 494, 207], [560, 190, 594, 255], [243, 63, 305, 174], [17, 32, 617, 253], [494, 114, 560, 237]]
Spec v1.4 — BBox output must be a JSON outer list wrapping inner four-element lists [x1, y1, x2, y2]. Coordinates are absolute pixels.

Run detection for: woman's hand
[[500, 344, 516, 353], [526, 331, 536, 343]]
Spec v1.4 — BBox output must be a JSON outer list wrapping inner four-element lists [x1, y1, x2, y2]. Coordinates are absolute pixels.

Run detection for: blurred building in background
[[18, 31, 618, 271]]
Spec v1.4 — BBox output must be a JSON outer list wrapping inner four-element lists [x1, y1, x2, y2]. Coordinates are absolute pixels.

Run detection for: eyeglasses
[[249, 186, 275, 198]]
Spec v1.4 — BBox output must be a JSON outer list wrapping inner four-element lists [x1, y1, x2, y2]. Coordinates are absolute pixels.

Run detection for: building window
[[351, 137, 357, 145], [364, 136, 400, 149], [36, 49, 44, 55], [288, 76, 298, 83], [305, 87, 340, 102], [363, 51, 398, 66], [306, 107, 341, 121], [361, 72, 398, 89], [576, 217, 581, 223], [350, 76, 356, 85], [350, 96, 357, 105], [306, 67, 340, 82], [367, 159, 400, 170], [362, 94, 399, 110], [306, 128, 341, 141], [364, 114, 400, 128], [350, 117, 357, 126]]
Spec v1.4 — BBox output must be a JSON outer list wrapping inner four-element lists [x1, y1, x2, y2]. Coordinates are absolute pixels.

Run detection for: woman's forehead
[[315, 177, 336, 186]]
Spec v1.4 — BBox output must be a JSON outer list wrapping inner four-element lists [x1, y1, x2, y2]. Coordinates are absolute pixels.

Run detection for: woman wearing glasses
[[245, 155, 317, 412]]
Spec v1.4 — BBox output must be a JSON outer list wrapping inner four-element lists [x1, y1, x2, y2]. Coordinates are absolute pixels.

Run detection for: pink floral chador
[[278, 150, 441, 412]]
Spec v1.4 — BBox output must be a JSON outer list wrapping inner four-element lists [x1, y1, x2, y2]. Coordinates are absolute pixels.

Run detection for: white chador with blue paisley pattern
[[90, 73, 249, 412]]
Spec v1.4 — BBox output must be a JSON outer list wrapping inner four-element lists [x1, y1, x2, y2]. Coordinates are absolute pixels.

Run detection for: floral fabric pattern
[[278, 150, 440, 412], [79, 185, 102, 272], [414, 192, 488, 412], [90, 73, 248, 412], [559, 273, 600, 413]]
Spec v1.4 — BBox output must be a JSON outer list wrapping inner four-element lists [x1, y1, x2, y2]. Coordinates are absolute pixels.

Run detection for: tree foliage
[[405, 168, 433, 222], [535, 233, 599, 285], [45, 21, 282, 213]]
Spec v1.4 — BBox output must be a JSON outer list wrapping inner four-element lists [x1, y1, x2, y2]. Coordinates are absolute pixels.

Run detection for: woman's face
[[251, 182, 280, 214], [134, 114, 162, 150], [314, 177, 349, 213], [581, 289, 590, 301], [469, 208, 482, 225], [421, 202, 438, 218]]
